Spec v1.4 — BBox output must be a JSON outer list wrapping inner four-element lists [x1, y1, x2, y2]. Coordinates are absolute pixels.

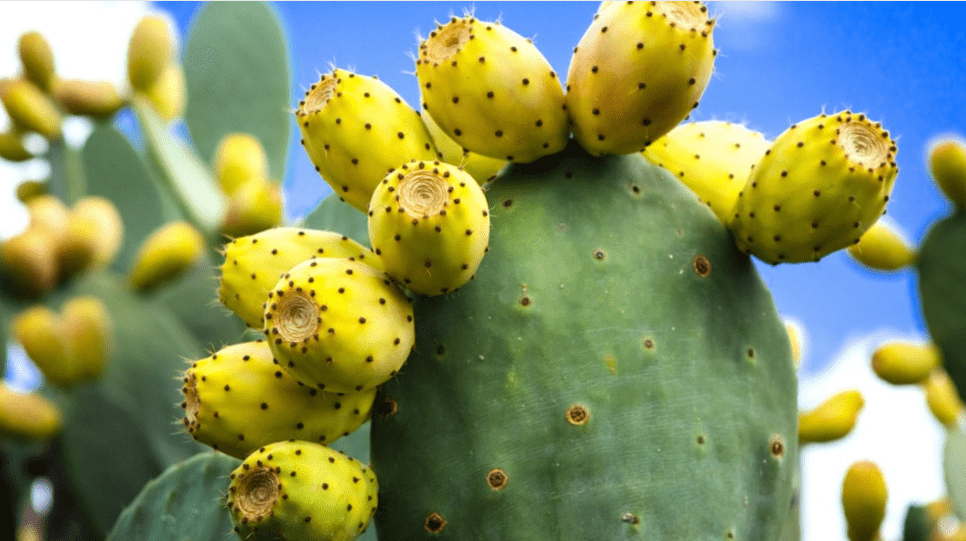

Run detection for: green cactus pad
[[918, 210, 966, 401], [297, 68, 439, 212], [227, 441, 378, 541], [368, 159, 490, 295], [945, 424, 966, 522], [265, 258, 415, 393], [416, 16, 568, 163], [219, 228, 381, 329], [371, 143, 797, 540], [184, 1, 291, 182], [106, 452, 239, 541], [567, 2, 716, 156], [182, 340, 375, 458]]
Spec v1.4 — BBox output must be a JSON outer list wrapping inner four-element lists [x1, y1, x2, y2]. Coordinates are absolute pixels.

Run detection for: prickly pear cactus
[[370, 143, 798, 540]]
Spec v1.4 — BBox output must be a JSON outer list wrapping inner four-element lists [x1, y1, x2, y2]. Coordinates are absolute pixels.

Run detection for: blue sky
[[153, 1, 966, 376], [0, 3, 963, 538]]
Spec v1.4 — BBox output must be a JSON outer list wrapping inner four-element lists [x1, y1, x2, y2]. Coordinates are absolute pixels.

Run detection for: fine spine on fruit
[[420, 108, 506, 184]]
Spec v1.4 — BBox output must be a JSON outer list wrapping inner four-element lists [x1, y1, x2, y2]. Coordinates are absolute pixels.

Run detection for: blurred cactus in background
[[0, 4, 963, 541]]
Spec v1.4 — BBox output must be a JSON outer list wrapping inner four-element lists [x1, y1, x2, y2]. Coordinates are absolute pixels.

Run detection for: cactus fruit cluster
[[2, 4, 965, 541]]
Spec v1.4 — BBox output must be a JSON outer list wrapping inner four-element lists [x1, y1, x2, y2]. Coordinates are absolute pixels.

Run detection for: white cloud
[[799, 332, 947, 541], [0, 1, 153, 239], [708, 1, 780, 52]]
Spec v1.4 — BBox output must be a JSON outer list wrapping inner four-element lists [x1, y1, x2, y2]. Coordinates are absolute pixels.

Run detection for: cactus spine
[[297, 69, 439, 212], [181, 341, 375, 459], [368, 159, 490, 295], [227, 441, 378, 541], [566, 1, 716, 155], [264, 258, 415, 394], [416, 16, 569, 163], [420, 109, 506, 184]]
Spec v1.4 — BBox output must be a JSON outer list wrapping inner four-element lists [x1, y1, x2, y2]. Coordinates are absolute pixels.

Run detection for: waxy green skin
[[371, 144, 798, 540], [918, 210, 966, 401]]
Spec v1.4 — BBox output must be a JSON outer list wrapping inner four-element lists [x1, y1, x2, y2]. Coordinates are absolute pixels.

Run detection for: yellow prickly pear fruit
[[219, 228, 382, 329], [923, 369, 964, 427], [214, 133, 269, 196], [297, 68, 439, 212], [15, 180, 47, 203], [420, 109, 505, 184], [57, 216, 98, 281], [0, 384, 61, 440], [264, 258, 415, 393], [181, 341, 375, 458], [847, 220, 916, 271], [785, 321, 803, 370], [26, 195, 70, 276], [0, 229, 58, 298], [61, 296, 112, 382], [220, 179, 283, 238], [12, 306, 73, 386], [68, 196, 124, 268], [0, 131, 33, 162], [842, 461, 887, 541], [54, 79, 126, 119], [871, 341, 941, 385], [567, 1, 716, 156], [141, 63, 185, 121], [416, 16, 569, 163], [798, 389, 864, 443], [368, 159, 491, 295], [18, 31, 56, 93], [127, 14, 175, 92], [729, 112, 898, 264], [1, 79, 61, 139], [929, 139, 966, 208], [642, 121, 770, 223], [129, 221, 205, 292]]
